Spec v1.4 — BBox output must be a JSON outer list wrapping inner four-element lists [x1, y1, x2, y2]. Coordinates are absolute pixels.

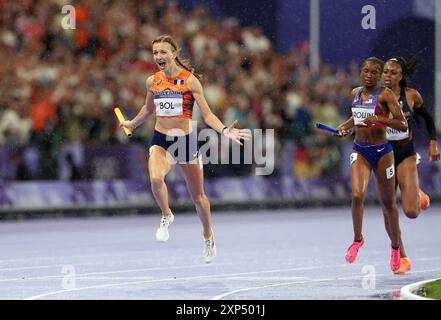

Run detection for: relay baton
[[315, 123, 339, 135], [114, 107, 132, 137]]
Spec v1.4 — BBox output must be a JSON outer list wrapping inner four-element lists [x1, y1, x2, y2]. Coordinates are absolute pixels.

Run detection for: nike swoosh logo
[[377, 148, 385, 152]]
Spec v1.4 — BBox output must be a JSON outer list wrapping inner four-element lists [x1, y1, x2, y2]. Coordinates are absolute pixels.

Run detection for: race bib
[[352, 107, 375, 126], [154, 97, 183, 116], [350, 152, 358, 165], [386, 126, 409, 140], [386, 164, 395, 179]]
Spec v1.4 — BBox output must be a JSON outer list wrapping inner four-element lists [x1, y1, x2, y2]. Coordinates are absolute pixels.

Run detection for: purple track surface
[[1, 205, 440, 300]]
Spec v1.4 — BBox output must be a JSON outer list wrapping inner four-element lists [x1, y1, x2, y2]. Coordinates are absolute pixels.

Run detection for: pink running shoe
[[345, 239, 364, 263], [390, 246, 401, 273]]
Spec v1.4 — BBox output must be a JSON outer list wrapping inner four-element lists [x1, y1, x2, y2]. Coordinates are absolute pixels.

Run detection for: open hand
[[222, 120, 252, 145]]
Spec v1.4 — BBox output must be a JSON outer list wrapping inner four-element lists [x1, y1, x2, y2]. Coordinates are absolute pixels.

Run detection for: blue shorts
[[352, 140, 393, 168], [150, 130, 199, 163]]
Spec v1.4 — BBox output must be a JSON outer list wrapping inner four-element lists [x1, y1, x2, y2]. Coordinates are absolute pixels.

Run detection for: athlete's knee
[[403, 207, 420, 219], [351, 192, 365, 206], [150, 176, 166, 191], [401, 191, 421, 219], [191, 192, 208, 206]]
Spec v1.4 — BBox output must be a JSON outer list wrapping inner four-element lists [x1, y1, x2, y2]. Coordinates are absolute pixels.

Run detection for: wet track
[[0, 205, 440, 300]]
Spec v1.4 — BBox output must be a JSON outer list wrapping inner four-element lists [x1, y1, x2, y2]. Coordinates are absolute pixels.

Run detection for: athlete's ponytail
[[175, 56, 202, 80], [152, 34, 202, 80]]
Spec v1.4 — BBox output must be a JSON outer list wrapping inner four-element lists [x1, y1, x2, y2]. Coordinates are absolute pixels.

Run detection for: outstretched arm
[[187, 74, 251, 145]]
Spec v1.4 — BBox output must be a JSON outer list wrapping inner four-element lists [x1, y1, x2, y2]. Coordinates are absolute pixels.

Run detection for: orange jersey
[[150, 69, 195, 118]]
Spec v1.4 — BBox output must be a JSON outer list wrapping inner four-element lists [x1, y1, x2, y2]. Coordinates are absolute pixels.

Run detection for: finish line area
[[0, 206, 440, 300]]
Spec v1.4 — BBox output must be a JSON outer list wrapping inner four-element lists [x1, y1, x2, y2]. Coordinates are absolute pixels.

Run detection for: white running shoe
[[203, 231, 216, 263], [155, 212, 174, 242]]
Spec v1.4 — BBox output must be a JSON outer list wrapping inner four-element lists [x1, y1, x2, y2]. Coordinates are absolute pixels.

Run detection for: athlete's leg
[[375, 152, 402, 272], [350, 152, 372, 241], [375, 152, 400, 247], [397, 155, 420, 219], [380, 162, 406, 257], [179, 160, 213, 240], [383, 205, 412, 273], [180, 159, 216, 263], [345, 152, 371, 263], [381, 207, 407, 257], [381, 155, 418, 257], [148, 146, 173, 216]]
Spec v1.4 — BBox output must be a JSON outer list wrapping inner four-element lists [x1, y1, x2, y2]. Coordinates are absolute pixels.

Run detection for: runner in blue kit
[[336, 57, 408, 273]]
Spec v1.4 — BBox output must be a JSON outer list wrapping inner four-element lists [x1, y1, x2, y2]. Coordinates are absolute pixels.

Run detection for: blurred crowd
[[0, 0, 362, 181]]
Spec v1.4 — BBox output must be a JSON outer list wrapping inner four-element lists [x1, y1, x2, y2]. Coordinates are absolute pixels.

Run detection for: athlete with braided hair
[[381, 54, 440, 273]]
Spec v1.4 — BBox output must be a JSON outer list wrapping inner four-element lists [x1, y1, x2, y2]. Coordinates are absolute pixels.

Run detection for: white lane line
[[0, 254, 202, 272], [18, 258, 441, 300], [3, 249, 439, 272], [224, 277, 308, 281], [21, 266, 441, 300], [0, 248, 297, 270], [0, 247, 166, 264], [211, 268, 441, 300], [7, 254, 441, 283], [17, 276, 307, 282], [22, 264, 349, 300], [1, 262, 234, 282], [0, 259, 136, 272], [24, 276, 195, 300], [0, 264, 74, 272], [65, 277, 156, 281], [1, 255, 357, 283]]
